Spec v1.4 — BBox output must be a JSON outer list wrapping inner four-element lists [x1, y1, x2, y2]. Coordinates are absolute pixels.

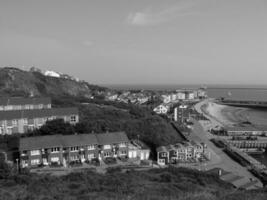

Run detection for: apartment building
[[0, 97, 51, 111], [0, 107, 79, 135], [0, 96, 79, 135], [19, 132, 130, 168]]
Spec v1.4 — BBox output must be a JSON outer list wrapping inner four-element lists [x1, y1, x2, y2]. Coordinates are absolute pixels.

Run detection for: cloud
[[126, 0, 199, 26]]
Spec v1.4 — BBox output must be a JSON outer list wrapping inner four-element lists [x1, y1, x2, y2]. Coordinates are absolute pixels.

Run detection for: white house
[[153, 104, 170, 114], [44, 70, 60, 78]]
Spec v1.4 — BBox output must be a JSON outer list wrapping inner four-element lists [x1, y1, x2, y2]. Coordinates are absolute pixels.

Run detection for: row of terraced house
[[0, 97, 79, 135], [156, 141, 205, 166], [19, 132, 150, 168]]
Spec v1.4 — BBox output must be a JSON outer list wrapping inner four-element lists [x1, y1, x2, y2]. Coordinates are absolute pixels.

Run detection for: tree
[[31, 119, 75, 136]]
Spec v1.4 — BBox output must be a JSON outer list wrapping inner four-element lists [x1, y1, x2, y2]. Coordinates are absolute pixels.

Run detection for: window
[[25, 105, 30, 110], [23, 118, 28, 125], [12, 120, 18, 126], [70, 155, 79, 161], [6, 128, 12, 135], [70, 146, 79, 152], [158, 159, 165, 164], [161, 152, 167, 157], [70, 115, 77, 123], [51, 147, 60, 153], [30, 150, 40, 156], [120, 151, 127, 155], [87, 145, 95, 150], [88, 153, 95, 160], [104, 152, 112, 157], [103, 145, 111, 150], [173, 151, 177, 155], [38, 104, 43, 109], [119, 143, 126, 148], [51, 157, 59, 162], [31, 159, 40, 165]]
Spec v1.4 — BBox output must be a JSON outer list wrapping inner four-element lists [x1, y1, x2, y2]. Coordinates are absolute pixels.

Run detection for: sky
[[0, 0, 267, 86]]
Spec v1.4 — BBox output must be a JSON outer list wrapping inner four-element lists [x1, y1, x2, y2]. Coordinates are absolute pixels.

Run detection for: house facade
[[174, 105, 190, 123], [0, 97, 51, 111], [0, 97, 79, 135], [19, 132, 130, 168], [157, 141, 204, 166], [128, 140, 150, 160], [0, 107, 79, 135]]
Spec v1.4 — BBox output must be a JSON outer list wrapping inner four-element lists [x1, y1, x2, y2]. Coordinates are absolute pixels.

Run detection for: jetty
[[218, 99, 267, 108]]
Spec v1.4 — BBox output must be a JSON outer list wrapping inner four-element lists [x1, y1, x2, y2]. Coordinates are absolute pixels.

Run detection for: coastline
[[200, 99, 267, 128], [193, 99, 265, 188]]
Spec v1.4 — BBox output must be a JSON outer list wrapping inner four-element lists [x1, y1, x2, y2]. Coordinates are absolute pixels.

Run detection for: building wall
[[0, 114, 79, 135], [20, 142, 130, 168], [157, 151, 169, 165], [0, 103, 52, 111]]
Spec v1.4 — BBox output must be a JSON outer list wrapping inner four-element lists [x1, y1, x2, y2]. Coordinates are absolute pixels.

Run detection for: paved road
[[189, 100, 263, 188]]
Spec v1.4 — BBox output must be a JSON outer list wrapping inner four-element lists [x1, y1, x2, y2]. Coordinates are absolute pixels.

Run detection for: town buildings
[[19, 132, 150, 168], [0, 97, 79, 135], [156, 141, 204, 166], [174, 105, 190, 123]]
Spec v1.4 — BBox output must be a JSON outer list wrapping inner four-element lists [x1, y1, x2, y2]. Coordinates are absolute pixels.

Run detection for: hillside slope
[[0, 67, 107, 98]]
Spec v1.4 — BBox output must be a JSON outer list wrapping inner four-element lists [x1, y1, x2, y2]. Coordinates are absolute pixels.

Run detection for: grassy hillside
[[2, 166, 265, 200], [1, 166, 266, 200], [0, 67, 107, 97]]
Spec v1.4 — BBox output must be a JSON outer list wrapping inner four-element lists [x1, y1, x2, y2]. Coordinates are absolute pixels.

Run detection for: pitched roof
[[19, 132, 129, 151], [20, 135, 63, 151], [0, 107, 78, 120], [96, 132, 129, 145], [0, 97, 51, 106], [20, 134, 98, 151], [156, 146, 168, 152], [62, 134, 98, 147]]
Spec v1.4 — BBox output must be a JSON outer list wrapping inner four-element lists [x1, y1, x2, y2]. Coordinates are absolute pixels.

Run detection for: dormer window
[[70, 146, 79, 152], [51, 147, 60, 153]]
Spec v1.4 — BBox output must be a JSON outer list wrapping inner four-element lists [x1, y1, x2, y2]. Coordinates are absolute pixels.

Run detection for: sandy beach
[[198, 99, 267, 129]]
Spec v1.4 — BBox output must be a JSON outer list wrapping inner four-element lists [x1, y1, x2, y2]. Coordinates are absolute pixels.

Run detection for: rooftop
[[0, 97, 51, 106], [0, 107, 78, 121], [20, 132, 129, 151]]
